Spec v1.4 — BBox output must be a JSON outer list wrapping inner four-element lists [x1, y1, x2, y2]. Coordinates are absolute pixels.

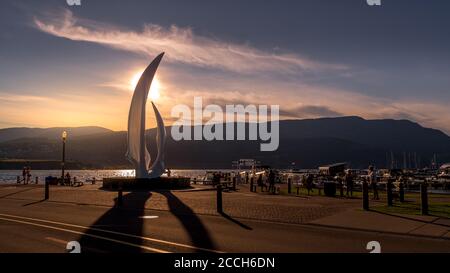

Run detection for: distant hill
[[1, 117, 450, 169], [0, 126, 112, 143]]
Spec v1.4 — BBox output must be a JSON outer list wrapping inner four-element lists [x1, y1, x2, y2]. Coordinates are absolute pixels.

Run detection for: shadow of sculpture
[[78, 191, 151, 253], [159, 190, 217, 251]]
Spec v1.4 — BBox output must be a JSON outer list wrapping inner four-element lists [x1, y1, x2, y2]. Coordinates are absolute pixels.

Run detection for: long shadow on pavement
[[159, 190, 217, 251], [78, 191, 151, 253], [371, 209, 450, 227], [219, 212, 253, 230]]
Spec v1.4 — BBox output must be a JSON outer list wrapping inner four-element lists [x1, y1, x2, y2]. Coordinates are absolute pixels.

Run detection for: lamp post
[[61, 131, 67, 184]]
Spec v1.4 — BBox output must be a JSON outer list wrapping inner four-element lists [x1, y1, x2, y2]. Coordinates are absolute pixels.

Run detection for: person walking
[[26, 166, 31, 184], [368, 165, 379, 200], [345, 170, 354, 197], [268, 170, 276, 194]]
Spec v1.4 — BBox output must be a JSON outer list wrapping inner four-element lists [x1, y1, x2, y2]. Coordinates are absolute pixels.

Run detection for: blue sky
[[1, 0, 450, 133]]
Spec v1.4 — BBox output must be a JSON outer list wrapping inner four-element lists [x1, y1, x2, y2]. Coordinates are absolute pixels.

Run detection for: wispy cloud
[[33, 10, 346, 74], [0, 92, 54, 103]]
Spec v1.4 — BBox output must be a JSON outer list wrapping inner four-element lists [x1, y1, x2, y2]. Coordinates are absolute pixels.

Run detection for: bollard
[[362, 181, 369, 210], [250, 177, 254, 192], [216, 184, 223, 214], [387, 181, 393, 206], [232, 177, 236, 191], [35, 176, 39, 184], [117, 189, 123, 207], [117, 183, 123, 207], [288, 178, 292, 194], [17, 176, 20, 184], [296, 185, 300, 195], [420, 183, 428, 215], [340, 182, 344, 197], [44, 181, 49, 200], [399, 182, 405, 202]]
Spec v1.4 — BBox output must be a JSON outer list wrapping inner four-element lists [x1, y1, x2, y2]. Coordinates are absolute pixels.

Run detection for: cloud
[[280, 105, 342, 119], [33, 10, 346, 74], [0, 92, 54, 103]]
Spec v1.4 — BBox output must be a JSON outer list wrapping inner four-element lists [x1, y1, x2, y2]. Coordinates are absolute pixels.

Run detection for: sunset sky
[[1, 0, 450, 133]]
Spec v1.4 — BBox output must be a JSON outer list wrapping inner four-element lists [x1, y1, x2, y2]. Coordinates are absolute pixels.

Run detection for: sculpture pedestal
[[102, 177, 190, 191]]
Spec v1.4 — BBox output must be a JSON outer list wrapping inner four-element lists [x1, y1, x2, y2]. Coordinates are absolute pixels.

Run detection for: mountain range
[[1, 116, 449, 169]]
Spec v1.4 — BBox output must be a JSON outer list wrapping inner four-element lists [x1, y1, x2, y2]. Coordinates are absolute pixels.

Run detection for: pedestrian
[[257, 173, 263, 191], [26, 166, 32, 184], [22, 167, 26, 184], [368, 165, 379, 200], [213, 172, 220, 186], [65, 172, 71, 185], [345, 170, 354, 197], [268, 170, 276, 193], [306, 174, 314, 195], [236, 172, 242, 185]]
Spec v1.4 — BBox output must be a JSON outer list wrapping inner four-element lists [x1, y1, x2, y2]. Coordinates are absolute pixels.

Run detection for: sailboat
[[126, 52, 166, 179]]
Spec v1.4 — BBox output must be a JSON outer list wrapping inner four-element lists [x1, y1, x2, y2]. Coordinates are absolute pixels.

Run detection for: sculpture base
[[102, 177, 191, 191]]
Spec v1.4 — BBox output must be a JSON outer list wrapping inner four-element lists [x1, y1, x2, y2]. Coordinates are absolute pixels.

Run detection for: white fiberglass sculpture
[[126, 52, 166, 179]]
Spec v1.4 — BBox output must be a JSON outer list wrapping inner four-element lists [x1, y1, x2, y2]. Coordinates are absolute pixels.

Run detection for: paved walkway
[[1, 183, 449, 240], [310, 209, 450, 239], [0, 184, 359, 224]]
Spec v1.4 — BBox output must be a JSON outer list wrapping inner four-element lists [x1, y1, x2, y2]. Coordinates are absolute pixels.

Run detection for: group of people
[[21, 166, 32, 184], [340, 165, 379, 200], [297, 164, 379, 199], [255, 169, 277, 193]]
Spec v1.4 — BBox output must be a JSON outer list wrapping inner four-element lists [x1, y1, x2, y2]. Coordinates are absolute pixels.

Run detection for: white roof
[[440, 163, 450, 170]]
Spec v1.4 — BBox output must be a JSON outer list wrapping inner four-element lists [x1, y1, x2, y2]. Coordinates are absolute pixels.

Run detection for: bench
[[219, 181, 235, 191]]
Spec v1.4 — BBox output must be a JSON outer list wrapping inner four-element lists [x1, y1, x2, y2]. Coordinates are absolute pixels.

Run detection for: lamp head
[[62, 131, 67, 141]]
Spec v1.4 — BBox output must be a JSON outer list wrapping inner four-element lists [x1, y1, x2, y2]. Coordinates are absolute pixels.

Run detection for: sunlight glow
[[130, 71, 161, 101]]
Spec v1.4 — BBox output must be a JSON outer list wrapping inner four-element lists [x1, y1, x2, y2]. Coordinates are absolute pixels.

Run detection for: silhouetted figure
[[257, 174, 263, 191], [213, 172, 221, 186], [65, 172, 71, 186], [26, 167, 31, 184], [368, 165, 379, 200], [268, 170, 276, 193], [236, 172, 242, 185], [306, 174, 314, 195], [22, 167, 26, 184], [345, 170, 354, 197]]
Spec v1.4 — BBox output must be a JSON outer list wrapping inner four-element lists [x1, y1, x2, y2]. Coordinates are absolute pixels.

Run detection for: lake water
[[0, 169, 226, 184]]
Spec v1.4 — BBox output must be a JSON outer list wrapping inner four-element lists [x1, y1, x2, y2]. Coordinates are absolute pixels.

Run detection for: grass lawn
[[278, 185, 449, 200], [372, 202, 450, 218]]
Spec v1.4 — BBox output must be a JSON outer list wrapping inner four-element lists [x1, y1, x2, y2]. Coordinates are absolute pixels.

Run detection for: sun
[[130, 71, 161, 101]]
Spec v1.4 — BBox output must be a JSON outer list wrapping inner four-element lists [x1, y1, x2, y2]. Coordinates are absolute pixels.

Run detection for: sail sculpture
[[126, 52, 166, 179]]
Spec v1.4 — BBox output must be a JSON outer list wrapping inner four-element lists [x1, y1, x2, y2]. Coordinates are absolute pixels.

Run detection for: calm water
[[0, 169, 227, 184]]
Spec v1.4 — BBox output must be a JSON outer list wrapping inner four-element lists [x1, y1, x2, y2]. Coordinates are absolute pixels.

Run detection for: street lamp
[[61, 131, 67, 185]]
